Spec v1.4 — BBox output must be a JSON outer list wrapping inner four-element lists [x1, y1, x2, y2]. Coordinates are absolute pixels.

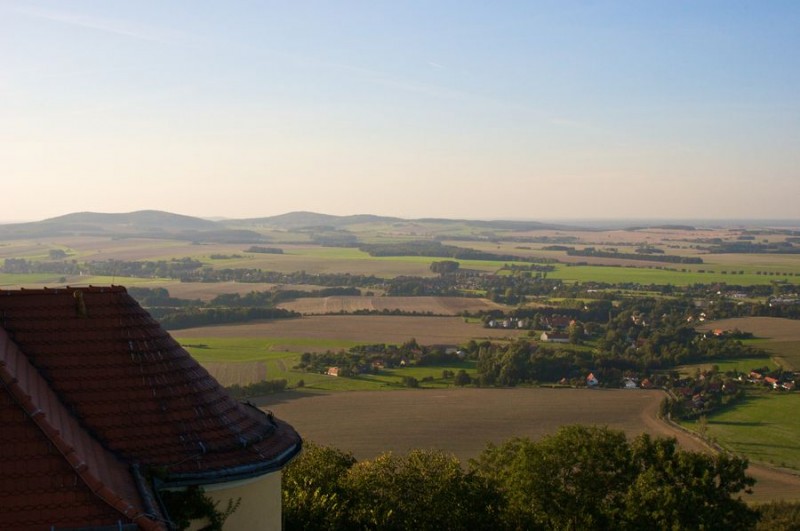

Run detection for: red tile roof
[[0, 286, 301, 529]]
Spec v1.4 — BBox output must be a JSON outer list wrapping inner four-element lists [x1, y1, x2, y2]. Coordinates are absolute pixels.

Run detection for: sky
[[2, 1, 799, 222]]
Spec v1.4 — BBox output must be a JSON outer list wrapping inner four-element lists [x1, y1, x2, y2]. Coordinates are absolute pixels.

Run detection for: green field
[[548, 265, 800, 286], [682, 390, 800, 470], [677, 356, 776, 376]]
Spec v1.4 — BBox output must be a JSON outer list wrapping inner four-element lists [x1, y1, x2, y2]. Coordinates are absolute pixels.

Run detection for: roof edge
[[162, 441, 303, 488]]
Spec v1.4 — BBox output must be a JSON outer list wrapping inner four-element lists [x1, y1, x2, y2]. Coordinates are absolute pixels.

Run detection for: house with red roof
[[0, 286, 301, 530]]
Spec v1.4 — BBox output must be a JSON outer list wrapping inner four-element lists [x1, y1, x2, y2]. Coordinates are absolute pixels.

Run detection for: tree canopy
[[283, 426, 758, 530]]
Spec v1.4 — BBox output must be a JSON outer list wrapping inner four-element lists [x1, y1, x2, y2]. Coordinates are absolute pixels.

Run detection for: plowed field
[[277, 296, 508, 315], [262, 387, 800, 502]]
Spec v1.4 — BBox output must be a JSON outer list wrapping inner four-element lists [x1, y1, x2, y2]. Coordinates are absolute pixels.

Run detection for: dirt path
[[641, 392, 800, 502]]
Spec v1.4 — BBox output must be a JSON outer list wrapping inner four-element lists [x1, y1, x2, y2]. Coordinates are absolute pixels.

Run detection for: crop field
[[277, 295, 508, 315]]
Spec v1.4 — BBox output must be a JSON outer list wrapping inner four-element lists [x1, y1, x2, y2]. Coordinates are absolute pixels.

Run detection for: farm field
[[263, 387, 800, 502], [174, 315, 528, 345], [277, 295, 508, 315], [173, 315, 525, 388], [682, 390, 800, 472], [264, 388, 677, 459], [698, 317, 800, 369]]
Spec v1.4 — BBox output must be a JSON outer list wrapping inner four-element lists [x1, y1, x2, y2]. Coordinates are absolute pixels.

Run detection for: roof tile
[[1, 286, 301, 529]]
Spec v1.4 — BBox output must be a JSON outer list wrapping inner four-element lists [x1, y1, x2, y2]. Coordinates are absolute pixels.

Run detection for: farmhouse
[[0, 286, 301, 530], [540, 331, 570, 343]]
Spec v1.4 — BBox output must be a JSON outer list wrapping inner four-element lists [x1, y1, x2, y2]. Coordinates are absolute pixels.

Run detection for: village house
[[540, 331, 570, 343], [0, 287, 301, 530]]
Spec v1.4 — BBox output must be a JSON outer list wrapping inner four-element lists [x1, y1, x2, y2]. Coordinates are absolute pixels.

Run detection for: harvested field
[[262, 387, 800, 502], [277, 296, 508, 315], [175, 315, 529, 346]]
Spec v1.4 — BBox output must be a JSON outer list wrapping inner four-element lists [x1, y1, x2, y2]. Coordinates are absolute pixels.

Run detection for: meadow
[[683, 389, 800, 471]]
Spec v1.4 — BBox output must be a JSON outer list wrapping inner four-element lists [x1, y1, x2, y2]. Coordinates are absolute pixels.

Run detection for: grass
[[176, 336, 359, 363], [0, 273, 66, 286], [676, 357, 776, 376], [682, 389, 800, 470]]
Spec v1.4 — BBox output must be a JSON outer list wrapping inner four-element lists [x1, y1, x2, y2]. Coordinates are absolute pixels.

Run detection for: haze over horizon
[[2, 2, 798, 222]]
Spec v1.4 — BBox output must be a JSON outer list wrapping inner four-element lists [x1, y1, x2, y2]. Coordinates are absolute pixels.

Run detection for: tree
[[471, 425, 757, 530], [430, 260, 460, 275], [342, 450, 502, 531], [453, 369, 471, 386], [282, 443, 356, 531]]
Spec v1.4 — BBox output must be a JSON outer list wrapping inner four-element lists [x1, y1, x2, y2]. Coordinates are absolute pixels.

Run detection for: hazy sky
[[2, 1, 798, 222]]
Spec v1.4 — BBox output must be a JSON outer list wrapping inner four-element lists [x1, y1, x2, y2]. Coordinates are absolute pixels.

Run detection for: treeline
[[226, 379, 288, 398], [566, 247, 704, 264], [207, 287, 360, 307], [0, 257, 384, 288], [150, 307, 298, 330], [244, 246, 284, 254], [284, 426, 761, 530], [359, 241, 546, 263], [705, 241, 800, 254], [295, 339, 462, 375], [2, 257, 204, 277]]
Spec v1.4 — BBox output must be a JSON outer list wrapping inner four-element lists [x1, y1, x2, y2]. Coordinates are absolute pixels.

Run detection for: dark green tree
[[342, 450, 502, 531], [282, 443, 356, 531], [471, 425, 757, 530]]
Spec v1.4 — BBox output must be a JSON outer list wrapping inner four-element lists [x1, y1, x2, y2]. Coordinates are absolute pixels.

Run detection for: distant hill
[[0, 209, 581, 242], [230, 211, 575, 232], [0, 210, 266, 243], [232, 211, 404, 230]]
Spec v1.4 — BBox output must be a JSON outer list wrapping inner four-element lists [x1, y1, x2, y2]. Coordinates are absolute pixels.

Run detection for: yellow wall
[[187, 471, 282, 531]]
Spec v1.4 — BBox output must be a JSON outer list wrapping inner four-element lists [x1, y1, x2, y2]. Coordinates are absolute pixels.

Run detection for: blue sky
[[2, 1, 798, 221]]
